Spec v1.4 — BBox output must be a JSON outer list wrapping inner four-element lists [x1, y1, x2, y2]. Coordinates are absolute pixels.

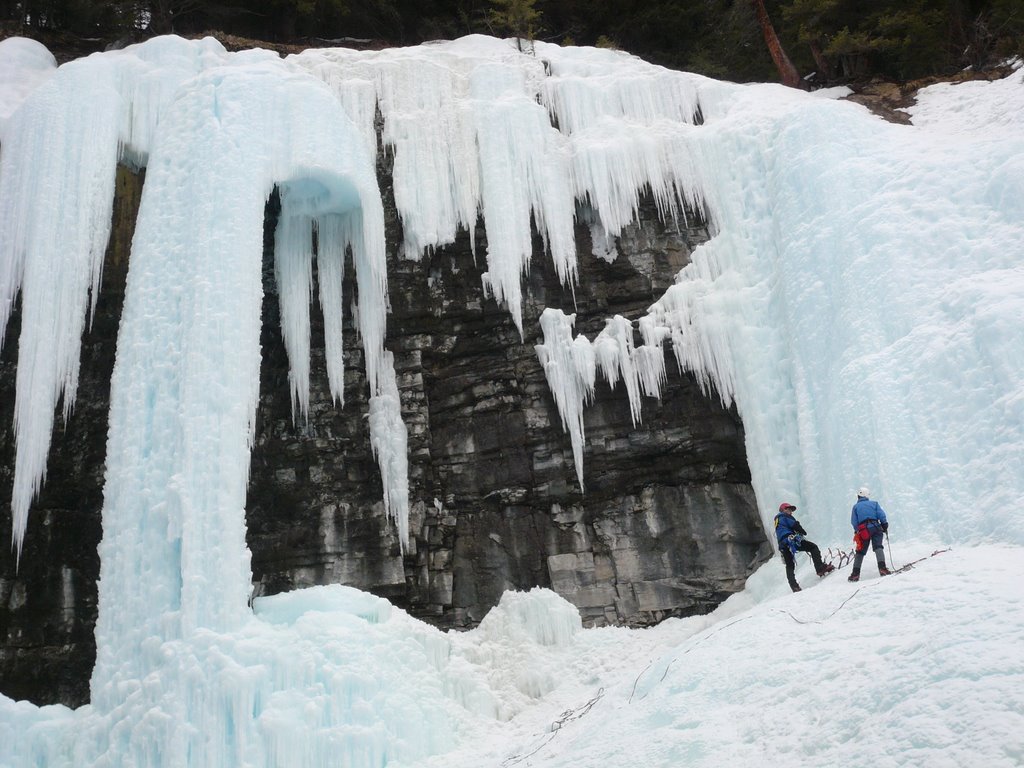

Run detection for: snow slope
[[417, 544, 1024, 768]]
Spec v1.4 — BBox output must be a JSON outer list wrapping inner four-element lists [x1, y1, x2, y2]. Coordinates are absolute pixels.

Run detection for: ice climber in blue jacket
[[848, 487, 892, 582], [774, 502, 834, 592]]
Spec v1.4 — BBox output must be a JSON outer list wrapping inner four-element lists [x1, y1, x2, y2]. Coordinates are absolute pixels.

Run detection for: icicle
[[0, 65, 121, 560], [329, 146, 412, 546], [379, 54, 483, 261], [540, 312, 667, 476], [578, 204, 618, 263], [292, 48, 482, 261], [273, 200, 315, 422], [471, 59, 576, 334], [368, 351, 410, 549], [636, 314, 669, 399], [594, 316, 644, 425], [648, 256, 738, 410], [294, 41, 581, 334], [537, 45, 702, 137], [349, 208, 389, 395], [538, 42, 708, 242], [315, 213, 347, 405], [535, 308, 595, 490]]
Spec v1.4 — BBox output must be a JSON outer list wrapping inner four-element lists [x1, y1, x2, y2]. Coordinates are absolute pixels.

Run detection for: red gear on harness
[[854, 521, 877, 552]]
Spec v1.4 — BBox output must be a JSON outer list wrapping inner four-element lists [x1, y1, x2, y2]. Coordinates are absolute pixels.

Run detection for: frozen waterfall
[[0, 31, 1022, 768]]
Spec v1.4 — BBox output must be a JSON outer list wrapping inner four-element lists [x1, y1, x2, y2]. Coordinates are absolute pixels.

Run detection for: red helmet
[[778, 502, 796, 512]]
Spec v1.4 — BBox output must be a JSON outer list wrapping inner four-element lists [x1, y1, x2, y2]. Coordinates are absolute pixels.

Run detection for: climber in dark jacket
[[774, 502, 834, 592], [848, 487, 891, 581]]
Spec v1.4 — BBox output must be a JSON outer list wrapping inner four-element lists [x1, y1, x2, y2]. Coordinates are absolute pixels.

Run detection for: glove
[[881, 522, 889, 532]]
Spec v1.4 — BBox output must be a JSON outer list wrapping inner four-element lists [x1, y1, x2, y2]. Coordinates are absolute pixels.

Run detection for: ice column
[[92, 62, 391, 696]]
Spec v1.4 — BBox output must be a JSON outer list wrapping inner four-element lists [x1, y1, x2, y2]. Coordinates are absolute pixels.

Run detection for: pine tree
[[489, 0, 541, 49]]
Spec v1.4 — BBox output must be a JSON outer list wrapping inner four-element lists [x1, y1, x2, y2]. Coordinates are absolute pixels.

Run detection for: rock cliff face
[[0, 164, 771, 708]]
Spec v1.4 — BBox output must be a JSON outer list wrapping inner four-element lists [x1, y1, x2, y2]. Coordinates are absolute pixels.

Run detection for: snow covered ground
[[0, 34, 1022, 768], [419, 543, 1024, 768]]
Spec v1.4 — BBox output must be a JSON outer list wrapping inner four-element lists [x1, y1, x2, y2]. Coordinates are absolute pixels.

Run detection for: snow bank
[[443, 545, 1024, 768], [0, 582, 584, 767]]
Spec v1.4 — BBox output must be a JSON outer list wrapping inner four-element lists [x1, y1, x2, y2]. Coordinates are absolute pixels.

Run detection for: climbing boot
[[878, 566, 892, 576], [817, 564, 835, 577], [847, 571, 860, 582]]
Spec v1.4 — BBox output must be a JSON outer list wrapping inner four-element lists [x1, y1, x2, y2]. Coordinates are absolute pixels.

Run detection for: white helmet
[[857, 486, 870, 498]]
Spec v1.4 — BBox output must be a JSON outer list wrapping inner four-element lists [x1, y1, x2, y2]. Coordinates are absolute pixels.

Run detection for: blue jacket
[[851, 498, 888, 531], [774, 512, 807, 545]]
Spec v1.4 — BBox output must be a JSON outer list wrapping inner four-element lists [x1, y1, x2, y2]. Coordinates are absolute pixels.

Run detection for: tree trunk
[[809, 39, 833, 81], [750, 0, 804, 89], [149, 0, 173, 34]]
